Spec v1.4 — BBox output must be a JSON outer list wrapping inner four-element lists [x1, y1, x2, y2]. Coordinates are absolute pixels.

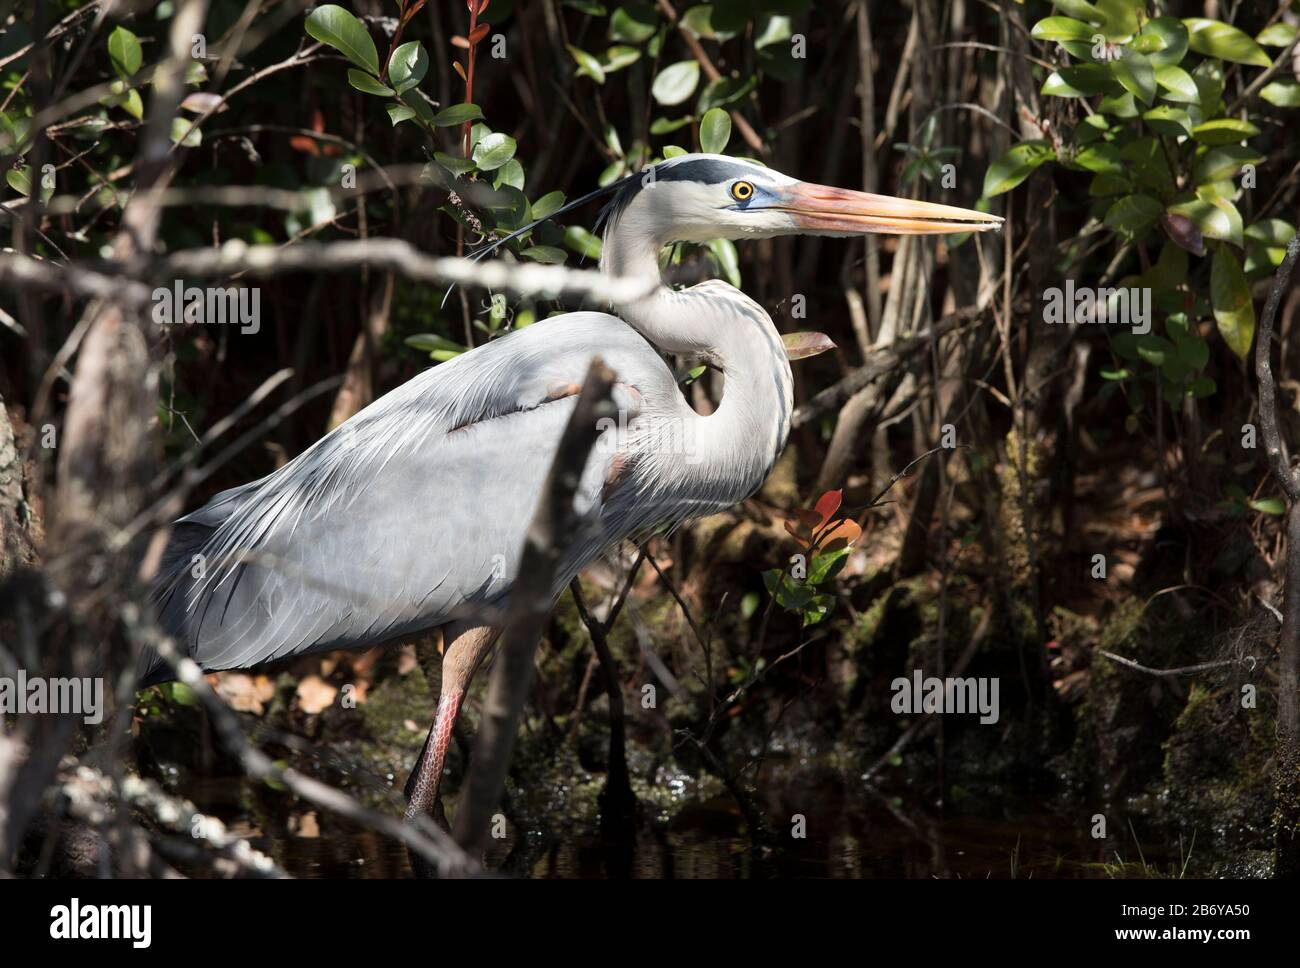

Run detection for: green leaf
[[521, 245, 567, 264], [1169, 193, 1242, 247], [1257, 23, 1299, 47], [698, 74, 757, 113], [169, 117, 201, 147], [1192, 145, 1262, 185], [531, 190, 566, 221], [405, 333, 467, 356], [1095, 0, 1141, 40], [661, 144, 687, 159], [1183, 18, 1271, 67], [1250, 497, 1286, 516], [705, 237, 740, 287], [1050, 0, 1103, 21], [1261, 79, 1300, 108], [682, 5, 739, 41], [1191, 117, 1260, 145], [432, 103, 485, 126], [472, 132, 518, 171], [305, 4, 379, 75], [1074, 143, 1124, 175], [982, 140, 1054, 196], [1154, 65, 1198, 104], [5, 166, 31, 196], [1142, 105, 1192, 138], [493, 159, 525, 191], [1104, 193, 1162, 241], [609, 3, 658, 43], [1137, 17, 1189, 67], [1042, 64, 1119, 98], [1245, 219, 1297, 247], [754, 14, 791, 49], [1112, 47, 1155, 105], [431, 151, 475, 176], [567, 44, 606, 84], [388, 41, 428, 94], [1210, 244, 1255, 359], [602, 45, 641, 72], [1031, 17, 1094, 41], [699, 107, 731, 154], [108, 26, 142, 79], [652, 60, 701, 106], [387, 104, 416, 125], [565, 224, 603, 259], [650, 115, 694, 135], [348, 69, 393, 96]]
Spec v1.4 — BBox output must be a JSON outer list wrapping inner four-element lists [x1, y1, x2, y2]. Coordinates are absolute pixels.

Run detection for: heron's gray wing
[[151, 312, 678, 674]]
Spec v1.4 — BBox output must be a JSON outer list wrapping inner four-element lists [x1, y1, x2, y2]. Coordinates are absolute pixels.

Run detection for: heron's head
[[597, 153, 1003, 249]]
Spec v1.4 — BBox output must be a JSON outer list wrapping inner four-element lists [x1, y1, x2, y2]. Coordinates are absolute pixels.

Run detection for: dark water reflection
[[183, 770, 1166, 878]]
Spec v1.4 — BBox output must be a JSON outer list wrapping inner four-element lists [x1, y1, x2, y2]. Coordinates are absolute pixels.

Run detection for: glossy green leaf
[[108, 26, 143, 79], [432, 103, 485, 126], [386, 104, 415, 125], [472, 132, 518, 171], [982, 140, 1054, 197], [567, 44, 606, 84], [1104, 193, 1162, 240], [1183, 18, 1271, 67], [652, 60, 701, 106], [602, 45, 641, 72], [1137, 17, 1189, 67], [699, 107, 731, 154], [348, 69, 393, 96], [531, 190, 566, 221], [1191, 118, 1260, 145], [1142, 105, 1192, 138], [1192, 145, 1262, 184], [387, 41, 428, 94], [1154, 65, 1198, 103], [1112, 47, 1155, 104], [1210, 244, 1255, 358], [305, 4, 379, 74], [609, 3, 658, 43], [1031, 17, 1094, 41], [1256, 23, 1299, 47], [1261, 79, 1300, 108]]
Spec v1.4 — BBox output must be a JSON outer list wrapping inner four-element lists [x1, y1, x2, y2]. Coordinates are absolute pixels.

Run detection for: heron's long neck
[[604, 231, 794, 489]]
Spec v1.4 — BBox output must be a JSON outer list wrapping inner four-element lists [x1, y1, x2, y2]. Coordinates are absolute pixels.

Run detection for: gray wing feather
[[151, 313, 680, 675]]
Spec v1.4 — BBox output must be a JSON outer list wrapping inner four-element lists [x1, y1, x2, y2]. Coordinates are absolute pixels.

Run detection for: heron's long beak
[[776, 183, 1002, 235]]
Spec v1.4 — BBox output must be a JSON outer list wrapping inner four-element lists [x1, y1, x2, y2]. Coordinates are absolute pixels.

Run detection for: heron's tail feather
[[138, 521, 218, 686]]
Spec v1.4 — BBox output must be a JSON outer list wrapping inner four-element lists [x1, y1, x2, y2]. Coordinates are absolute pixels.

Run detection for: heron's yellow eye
[[731, 181, 754, 202]]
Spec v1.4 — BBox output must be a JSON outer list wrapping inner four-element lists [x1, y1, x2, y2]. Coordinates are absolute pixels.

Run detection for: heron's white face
[[621, 154, 1002, 246]]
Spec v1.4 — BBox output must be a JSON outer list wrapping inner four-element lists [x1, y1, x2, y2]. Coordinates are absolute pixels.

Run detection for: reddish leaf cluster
[[783, 489, 862, 554]]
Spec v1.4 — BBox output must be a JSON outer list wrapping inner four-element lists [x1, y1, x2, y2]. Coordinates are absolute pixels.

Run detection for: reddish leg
[[403, 690, 463, 823], [402, 624, 499, 825]]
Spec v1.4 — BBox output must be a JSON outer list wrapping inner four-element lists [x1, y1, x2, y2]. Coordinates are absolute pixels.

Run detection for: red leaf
[[814, 489, 842, 525], [451, 35, 470, 48], [794, 508, 822, 530], [783, 518, 812, 542], [310, 108, 326, 134], [289, 135, 320, 156], [821, 518, 861, 548], [468, 22, 491, 44], [452, 61, 468, 82]]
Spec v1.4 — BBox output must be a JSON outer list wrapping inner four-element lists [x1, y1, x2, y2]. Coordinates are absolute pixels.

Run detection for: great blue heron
[[145, 153, 1000, 823]]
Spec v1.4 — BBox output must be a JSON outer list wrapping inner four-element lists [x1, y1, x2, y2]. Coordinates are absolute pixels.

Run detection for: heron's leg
[[402, 623, 499, 825]]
